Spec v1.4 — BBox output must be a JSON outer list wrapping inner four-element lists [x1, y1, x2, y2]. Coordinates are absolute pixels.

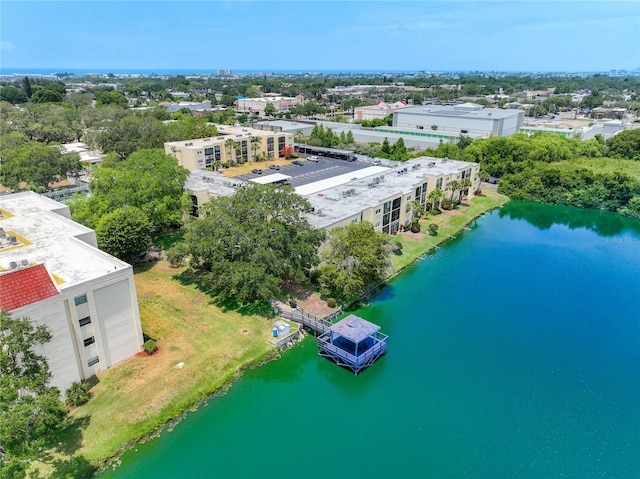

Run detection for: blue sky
[[1, 1, 638, 73]]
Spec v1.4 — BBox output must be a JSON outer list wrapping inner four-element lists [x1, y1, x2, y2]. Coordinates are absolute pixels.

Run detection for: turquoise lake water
[[100, 202, 640, 479]]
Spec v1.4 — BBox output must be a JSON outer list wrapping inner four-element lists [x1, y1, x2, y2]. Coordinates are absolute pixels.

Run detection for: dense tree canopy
[[71, 149, 190, 230], [319, 222, 393, 303], [183, 184, 325, 303], [96, 207, 152, 261], [606, 129, 640, 160], [0, 142, 81, 192], [0, 311, 67, 479]]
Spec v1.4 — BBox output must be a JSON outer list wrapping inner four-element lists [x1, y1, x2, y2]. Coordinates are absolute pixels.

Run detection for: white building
[[393, 103, 525, 138], [0, 192, 144, 395], [235, 96, 303, 114], [353, 101, 411, 121]]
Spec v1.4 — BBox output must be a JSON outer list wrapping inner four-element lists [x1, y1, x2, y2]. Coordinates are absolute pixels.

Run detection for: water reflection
[[499, 200, 640, 236]]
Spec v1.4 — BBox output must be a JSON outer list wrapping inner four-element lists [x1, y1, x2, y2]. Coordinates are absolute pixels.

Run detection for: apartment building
[[164, 125, 293, 171], [0, 192, 144, 394], [235, 96, 304, 114]]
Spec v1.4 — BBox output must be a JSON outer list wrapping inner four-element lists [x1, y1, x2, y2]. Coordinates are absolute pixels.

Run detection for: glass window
[[87, 356, 99, 367], [79, 316, 91, 327], [83, 336, 95, 347], [74, 295, 87, 306]]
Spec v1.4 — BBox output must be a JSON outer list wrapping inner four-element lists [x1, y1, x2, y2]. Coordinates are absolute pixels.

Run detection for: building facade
[[235, 96, 304, 114], [393, 103, 525, 138], [164, 125, 293, 171], [353, 101, 411, 121], [0, 192, 144, 395]]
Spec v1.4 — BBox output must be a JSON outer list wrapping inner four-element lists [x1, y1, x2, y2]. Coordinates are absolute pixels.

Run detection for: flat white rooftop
[[0, 192, 129, 289], [250, 173, 291, 184], [295, 166, 388, 196]]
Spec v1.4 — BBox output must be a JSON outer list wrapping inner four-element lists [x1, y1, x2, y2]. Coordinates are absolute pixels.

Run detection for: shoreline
[[40, 190, 509, 479]]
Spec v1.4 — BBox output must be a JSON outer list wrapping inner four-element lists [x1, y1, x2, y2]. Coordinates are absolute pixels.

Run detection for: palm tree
[[460, 178, 472, 198], [224, 138, 240, 166], [447, 180, 462, 203], [427, 189, 444, 210], [294, 130, 305, 145], [250, 136, 262, 162]]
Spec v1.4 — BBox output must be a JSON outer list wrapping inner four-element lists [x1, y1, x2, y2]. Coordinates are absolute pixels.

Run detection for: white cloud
[[1, 41, 15, 52]]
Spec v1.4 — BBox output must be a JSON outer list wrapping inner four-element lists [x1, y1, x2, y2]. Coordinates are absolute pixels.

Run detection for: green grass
[[390, 189, 509, 272], [34, 262, 276, 478]]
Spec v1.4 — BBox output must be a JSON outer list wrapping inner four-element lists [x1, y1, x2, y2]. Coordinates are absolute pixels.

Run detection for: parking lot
[[233, 156, 372, 187]]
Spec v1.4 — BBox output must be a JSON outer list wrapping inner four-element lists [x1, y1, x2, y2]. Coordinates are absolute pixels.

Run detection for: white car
[[306, 155, 319, 162]]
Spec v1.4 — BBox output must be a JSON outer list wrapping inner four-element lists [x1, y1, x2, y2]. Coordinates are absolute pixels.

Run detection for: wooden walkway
[[273, 301, 341, 335]]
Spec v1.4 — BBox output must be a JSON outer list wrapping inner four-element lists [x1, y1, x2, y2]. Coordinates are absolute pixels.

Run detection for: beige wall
[[15, 269, 143, 396], [165, 131, 293, 171]]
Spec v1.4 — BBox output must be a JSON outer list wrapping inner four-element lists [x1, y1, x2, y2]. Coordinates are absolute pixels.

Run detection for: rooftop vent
[[20, 259, 28, 266], [9, 261, 17, 269]]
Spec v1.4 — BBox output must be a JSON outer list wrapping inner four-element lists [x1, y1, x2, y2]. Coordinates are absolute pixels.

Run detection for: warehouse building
[[392, 103, 525, 138]]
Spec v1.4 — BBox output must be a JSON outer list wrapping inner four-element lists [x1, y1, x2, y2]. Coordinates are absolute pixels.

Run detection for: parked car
[[373, 159, 382, 165], [268, 164, 280, 170], [306, 155, 319, 162], [292, 160, 304, 166], [347, 155, 357, 162], [251, 168, 262, 175]]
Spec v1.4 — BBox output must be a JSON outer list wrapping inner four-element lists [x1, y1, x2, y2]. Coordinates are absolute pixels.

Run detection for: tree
[[447, 180, 462, 203], [0, 142, 81, 192], [0, 87, 28, 104], [390, 137, 407, 161], [89, 114, 165, 159], [427, 188, 444, 210], [250, 135, 262, 161], [183, 184, 325, 304], [0, 311, 67, 479], [460, 178, 472, 198], [381, 137, 391, 156], [22, 76, 33, 98], [224, 138, 240, 165], [319, 221, 393, 303], [263, 103, 277, 117], [88, 149, 190, 230], [30, 88, 65, 104], [96, 207, 152, 262], [606, 129, 640, 160]]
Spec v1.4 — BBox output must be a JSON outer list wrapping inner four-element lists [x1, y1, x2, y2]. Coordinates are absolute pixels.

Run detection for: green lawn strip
[[34, 262, 275, 478], [391, 189, 509, 272]]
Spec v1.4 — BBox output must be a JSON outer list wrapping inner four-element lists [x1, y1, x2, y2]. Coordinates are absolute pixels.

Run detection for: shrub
[[428, 224, 438, 236], [410, 219, 421, 233], [390, 241, 403, 255], [167, 243, 189, 267], [65, 381, 91, 407], [327, 298, 337, 308], [143, 339, 158, 355]]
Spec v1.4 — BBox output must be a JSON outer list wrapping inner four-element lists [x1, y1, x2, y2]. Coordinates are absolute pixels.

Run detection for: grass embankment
[[390, 188, 510, 272], [35, 262, 275, 478]]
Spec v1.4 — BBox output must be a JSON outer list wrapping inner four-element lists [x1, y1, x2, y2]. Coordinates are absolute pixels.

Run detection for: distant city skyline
[[1, 1, 639, 73]]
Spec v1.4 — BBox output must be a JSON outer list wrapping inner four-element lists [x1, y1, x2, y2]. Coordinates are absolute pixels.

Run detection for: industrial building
[[392, 103, 525, 138], [165, 126, 293, 171], [0, 192, 144, 394]]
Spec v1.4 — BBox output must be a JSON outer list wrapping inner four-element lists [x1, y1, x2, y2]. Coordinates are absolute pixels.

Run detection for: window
[[436, 178, 443, 189], [278, 136, 286, 153], [79, 316, 91, 327], [74, 295, 87, 306], [406, 195, 412, 201], [374, 222, 381, 228], [375, 208, 381, 215], [83, 336, 95, 347], [351, 219, 358, 223], [87, 356, 99, 367], [267, 137, 274, 157]]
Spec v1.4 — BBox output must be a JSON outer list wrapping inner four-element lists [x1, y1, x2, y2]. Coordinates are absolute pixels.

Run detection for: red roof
[[0, 264, 59, 311]]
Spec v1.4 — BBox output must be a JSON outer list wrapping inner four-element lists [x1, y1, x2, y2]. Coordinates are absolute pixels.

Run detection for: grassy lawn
[[34, 262, 276, 478], [390, 189, 509, 272]]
